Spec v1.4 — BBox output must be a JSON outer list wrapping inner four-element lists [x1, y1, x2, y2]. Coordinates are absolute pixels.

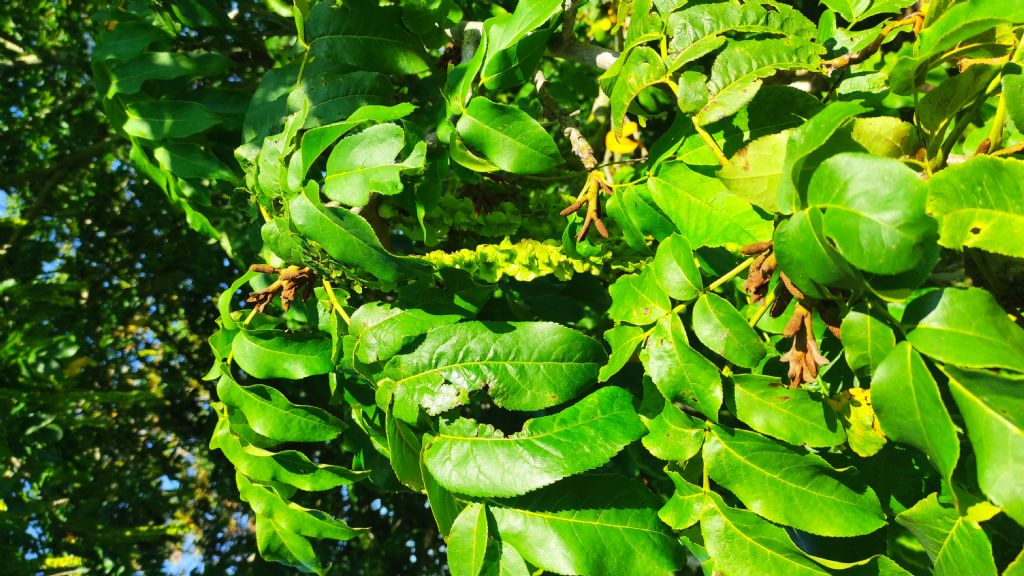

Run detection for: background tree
[[1, 1, 444, 573], [6, 0, 1024, 575]]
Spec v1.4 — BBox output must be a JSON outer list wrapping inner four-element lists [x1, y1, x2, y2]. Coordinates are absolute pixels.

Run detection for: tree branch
[[534, 70, 598, 170], [0, 138, 114, 190]]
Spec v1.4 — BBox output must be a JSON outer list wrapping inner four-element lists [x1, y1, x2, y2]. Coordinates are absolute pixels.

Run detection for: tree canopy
[[4, 0, 1024, 574]]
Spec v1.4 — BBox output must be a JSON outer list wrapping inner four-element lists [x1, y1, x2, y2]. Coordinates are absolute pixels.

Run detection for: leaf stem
[[748, 289, 776, 328], [691, 116, 728, 165], [706, 257, 755, 293], [322, 279, 351, 325]]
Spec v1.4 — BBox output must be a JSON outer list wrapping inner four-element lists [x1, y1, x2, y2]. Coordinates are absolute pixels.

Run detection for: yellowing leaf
[[606, 120, 641, 154]]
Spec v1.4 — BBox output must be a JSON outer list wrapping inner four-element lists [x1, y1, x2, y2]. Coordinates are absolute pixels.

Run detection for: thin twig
[[822, 14, 919, 74], [534, 70, 598, 170]]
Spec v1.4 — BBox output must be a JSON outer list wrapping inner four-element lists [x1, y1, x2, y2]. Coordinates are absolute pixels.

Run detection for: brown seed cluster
[[739, 241, 843, 389], [246, 264, 316, 313]]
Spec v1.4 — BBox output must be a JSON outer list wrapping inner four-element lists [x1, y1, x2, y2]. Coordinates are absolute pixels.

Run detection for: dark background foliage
[[0, 1, 442, 573]]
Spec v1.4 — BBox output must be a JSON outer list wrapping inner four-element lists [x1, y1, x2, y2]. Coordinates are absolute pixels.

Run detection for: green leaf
[[481, 0, 561, 64], [651, 234, 703, 301], [777, 101, 867, 214], [423, 387, 643, 497], [106, 51, 231, 97], [323, 123, 424, 207], [152, 142, 238, 184], [666, 2, 769, 70], [904, 288, 1024, 372], [641, 401, 705, 461], [944, 366, 1024, 526], [773, 207, 862, 299], [292, 103, 417, 188], [211, 416, 365, 492], [421, 443, 464, 538], [841, 308, 897, 378], [732, 374, 846, 448], [350, 302, 462, 365], [891, 0, 1024, 94], [705, 424, 887, 536], [608, 267, 671, 326], [610, 47, 668, 136], [807, 152, 935, 275], [94, 22, 171, 61], [123, 100, 221, 140], [918, 65, 998, 135], [696, 38, 822, 126], [641, 313, 723, 421], [216, 372, 345, 443], [821, 0, 871, 23], [445, 33, 488, 116], [386, 410, 425, 491], [480, 27, 552, 90], [298, 70, 393, 129], [1004, 74, 1024, 132], [254, 512, 324, 574], [232, 329, 333, 380], [701, 491, 830, 576], [606, 183, 676, 252], [304, 2, 430, 75], [896, 493, 999, 576], [928, 156, 1024, 258], [850, 117, 920, 159], [599, 324, 646, 382], [448, 503, 488, 576], [237, 473, 364, 541], [262, 218, 306, 264], [489, 475, 686, 576], [648, 163, 773, 248], [289, 184, 428, 284], [718, 131, 788, 213], [660, 469, 704, 530], [624, 0, 662, 49], [691, 293, 766, 368], [871, 342, 960, 480], [493, 542, 529, 576], [456, 97, 562, 174], [385, 321, 606, 422]]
